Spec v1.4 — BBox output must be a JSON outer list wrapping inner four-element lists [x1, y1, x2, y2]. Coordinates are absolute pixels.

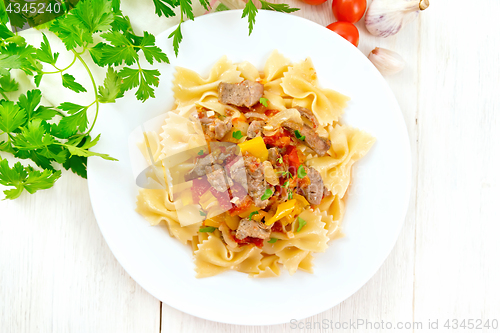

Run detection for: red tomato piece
[[326, 22, 360, 47], [191, 176, 211, 203], [332, 0, 367, 23], [285, 146, 301, 174]]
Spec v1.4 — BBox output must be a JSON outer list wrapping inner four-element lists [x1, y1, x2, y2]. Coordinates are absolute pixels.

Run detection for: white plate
[[88, 10, 411, 326]]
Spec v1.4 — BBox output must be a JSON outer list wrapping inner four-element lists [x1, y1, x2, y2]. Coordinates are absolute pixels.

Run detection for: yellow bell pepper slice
[[238, 136, 268, 161], [204, 218, 221, 228], [224, 213, 240, 230], [293, 193, 310, 207], [265, 199, 297, 225]]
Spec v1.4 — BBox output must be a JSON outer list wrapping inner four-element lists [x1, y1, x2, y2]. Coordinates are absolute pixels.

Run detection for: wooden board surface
[[1, 0, 499, 332]]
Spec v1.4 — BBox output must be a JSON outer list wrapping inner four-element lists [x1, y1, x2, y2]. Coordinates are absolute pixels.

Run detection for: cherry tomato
[[332, 0, 367, 23], [301, 0, 328, 5], [326, 22, 359, 47]]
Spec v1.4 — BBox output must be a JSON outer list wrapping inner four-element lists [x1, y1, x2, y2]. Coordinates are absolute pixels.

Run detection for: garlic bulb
[[368, 48, 405, 76], [365, 0, 430, 38]]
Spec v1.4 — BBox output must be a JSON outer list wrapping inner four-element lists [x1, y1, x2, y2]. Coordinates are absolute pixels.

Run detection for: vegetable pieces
[[238, 136, 269, 161]]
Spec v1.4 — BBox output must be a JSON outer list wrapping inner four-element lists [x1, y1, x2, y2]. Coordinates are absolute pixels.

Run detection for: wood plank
[[0, 173, 160, 333], [414, 0, 500, 328]]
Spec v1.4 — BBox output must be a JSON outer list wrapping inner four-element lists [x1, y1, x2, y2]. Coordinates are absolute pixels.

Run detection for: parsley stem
[[41, 54, 77, 75], [72, 50, 100, 135], [0, 91, 9, 101]]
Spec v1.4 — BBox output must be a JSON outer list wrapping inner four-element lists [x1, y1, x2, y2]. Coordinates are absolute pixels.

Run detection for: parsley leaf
[[139, 32, 169, 65], [0, 159, 61, 200], [297, 165, 307, 179], [0, 54, 22, 75], [197, 149, 204, 156], [168, 24, 183, 57], [0, 101, 26, 134], [64, 134, 117, 161], [232, 130, 243, 140], [259, 97, 268, 107], [296, 217, 307, 232], [98, 67, 124, 103], [199, 226, 216, 232], [36, 33, 59, 66], [199, 210, 207, 217], [294, 130, 305, 141], [18, 90, 59, 123], [13, 119, 56, 151], [214, 3, 229, 11], [261, 188, 273, 201], [62, 73, 87, 93], [63, 154, 88, 179], [179, 0, 195, 21], [248, 211, 259, 220], [242, 0, 258, 35], [259, 1, 300, 14], [119, 67, 160, 102], [152, 0, 176, 18], [268, 238, 278, 243], [0, 72, 19, 93], [55, 102, 88, 138]]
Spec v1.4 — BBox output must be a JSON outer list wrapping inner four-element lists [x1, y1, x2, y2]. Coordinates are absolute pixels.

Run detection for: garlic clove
[[368, 47, 405, 76], [365, 0, 430, 38]]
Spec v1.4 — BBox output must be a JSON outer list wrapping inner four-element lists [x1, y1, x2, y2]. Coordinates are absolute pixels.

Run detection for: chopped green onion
[[248, 211, 259, 220], [261, 188, 273, 201], [232, 130, 243, 140], [260, 97, 269, 107], [297, 165, 307, 179], [296, 217, 307, 232], [294, 130, 305, 141], [199, 226, 216, 233], [268, 238, 278, 243]]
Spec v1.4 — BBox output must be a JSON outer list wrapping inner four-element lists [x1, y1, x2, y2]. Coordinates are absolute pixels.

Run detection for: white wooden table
[[1, 1, 499, 332]]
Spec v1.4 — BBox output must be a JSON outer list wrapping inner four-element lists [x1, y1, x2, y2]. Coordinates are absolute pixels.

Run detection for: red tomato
[[332, 0, 367, 23], [326, 22, 359, 47], [301, 0, 327, 5]]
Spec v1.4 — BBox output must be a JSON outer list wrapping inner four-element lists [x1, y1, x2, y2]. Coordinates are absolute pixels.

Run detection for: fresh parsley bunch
[[0, 0, 169, 199]]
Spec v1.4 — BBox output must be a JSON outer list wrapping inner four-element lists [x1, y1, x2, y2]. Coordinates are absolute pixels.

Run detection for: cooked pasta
[[136, 51, 375, 278]]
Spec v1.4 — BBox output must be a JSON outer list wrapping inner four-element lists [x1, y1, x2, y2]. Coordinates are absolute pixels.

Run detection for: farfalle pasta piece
[[173, 56, 242, 106], [263, 209, 329, 254], [159, 111, 206, 158], [250, 255, 281, 278], [281, 58, 350, 126], [237, 61, 260, 81], [307, 125, 375, 197], [263, 50, 291, 82], [275, 247, 312, 275], [136, 189, 200, 244], [316, 197, 345, 239], [193, 233, 263, 278]]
